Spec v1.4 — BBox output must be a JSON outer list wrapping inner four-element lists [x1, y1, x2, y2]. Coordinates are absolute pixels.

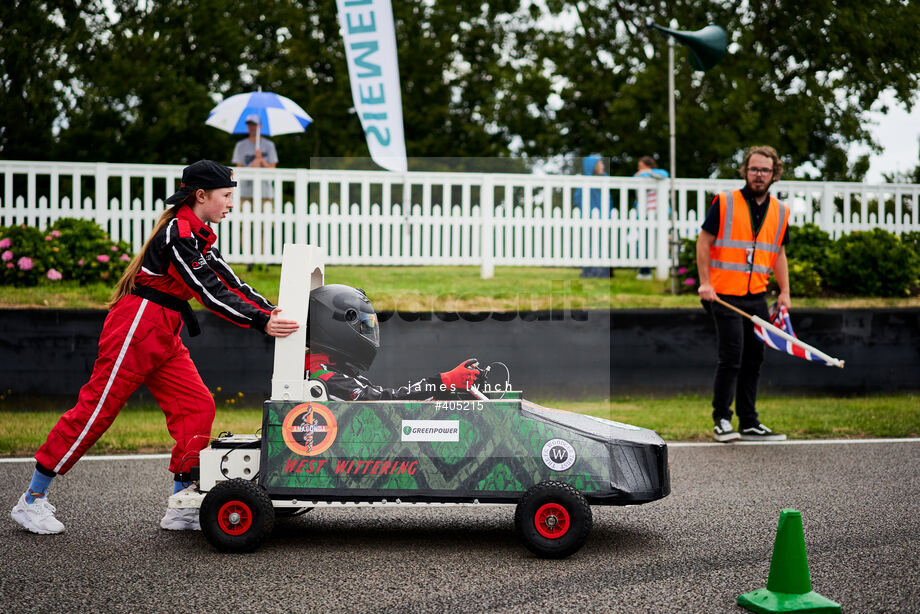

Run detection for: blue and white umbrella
[[205, 89, 312, 147]]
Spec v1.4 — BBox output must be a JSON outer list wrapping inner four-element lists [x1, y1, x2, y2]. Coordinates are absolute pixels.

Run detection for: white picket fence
[[2, 160, 919, 278]]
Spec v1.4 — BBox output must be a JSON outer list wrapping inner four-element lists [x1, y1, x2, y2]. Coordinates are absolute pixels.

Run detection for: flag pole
[[711, 296, 845, 368], [711, 295, 751, 319]]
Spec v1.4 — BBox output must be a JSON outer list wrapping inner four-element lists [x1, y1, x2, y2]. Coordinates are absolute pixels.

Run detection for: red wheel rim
[[217, 500, 253, 535], [534, 502, 570, 539]]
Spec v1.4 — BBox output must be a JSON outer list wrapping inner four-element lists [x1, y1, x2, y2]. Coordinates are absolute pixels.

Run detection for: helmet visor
[[353, 311, 379, 345]]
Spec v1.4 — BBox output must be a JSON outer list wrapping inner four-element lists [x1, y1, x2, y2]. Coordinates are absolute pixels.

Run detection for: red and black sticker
[[282, 403, 338, 456]]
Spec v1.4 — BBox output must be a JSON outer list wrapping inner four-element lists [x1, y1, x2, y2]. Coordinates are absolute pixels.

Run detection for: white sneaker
[[11, 493, 65, 535], [713, 418, 741, 442], [160, 507, 200, 531]]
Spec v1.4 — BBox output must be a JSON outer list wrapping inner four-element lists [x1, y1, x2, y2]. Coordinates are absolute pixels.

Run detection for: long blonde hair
[[107, 193, 196, 308]]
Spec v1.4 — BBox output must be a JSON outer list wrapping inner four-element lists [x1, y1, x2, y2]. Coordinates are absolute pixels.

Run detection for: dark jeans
[[702, 294, 769, 428]]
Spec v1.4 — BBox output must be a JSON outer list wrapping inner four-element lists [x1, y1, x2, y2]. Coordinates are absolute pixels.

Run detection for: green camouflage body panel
[[260, 398, 615, 500]]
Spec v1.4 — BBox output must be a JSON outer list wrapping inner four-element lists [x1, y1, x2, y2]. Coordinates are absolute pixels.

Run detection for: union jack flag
[[753, 303, 842, 367]]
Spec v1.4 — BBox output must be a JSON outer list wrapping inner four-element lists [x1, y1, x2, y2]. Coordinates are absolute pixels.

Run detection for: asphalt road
[[2, 441, 918, 613]]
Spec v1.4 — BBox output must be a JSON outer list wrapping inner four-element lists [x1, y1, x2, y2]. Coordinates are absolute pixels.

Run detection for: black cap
[[165, 159, 238, 205]]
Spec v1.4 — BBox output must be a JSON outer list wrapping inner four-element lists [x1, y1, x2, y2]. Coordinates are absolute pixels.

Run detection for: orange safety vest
[[709, 190, 789, 295]]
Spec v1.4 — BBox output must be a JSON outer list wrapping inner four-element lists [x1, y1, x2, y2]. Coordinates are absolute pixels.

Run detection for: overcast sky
[[855, 92, 920, 183]]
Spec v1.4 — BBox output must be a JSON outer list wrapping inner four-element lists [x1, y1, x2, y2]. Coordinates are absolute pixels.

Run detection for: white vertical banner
[[336, 0, 408, 173]]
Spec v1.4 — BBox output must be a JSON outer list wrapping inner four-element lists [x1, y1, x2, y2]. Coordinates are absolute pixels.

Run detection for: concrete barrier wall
[[2, 308, 918, 408]]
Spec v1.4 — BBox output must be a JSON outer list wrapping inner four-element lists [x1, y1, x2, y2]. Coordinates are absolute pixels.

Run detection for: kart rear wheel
[[201, 479, 274, 553], [514, 481, 592, 559]]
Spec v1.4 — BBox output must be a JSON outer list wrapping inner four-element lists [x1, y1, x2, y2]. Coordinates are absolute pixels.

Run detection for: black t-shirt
[[701, 186, 789, 245]]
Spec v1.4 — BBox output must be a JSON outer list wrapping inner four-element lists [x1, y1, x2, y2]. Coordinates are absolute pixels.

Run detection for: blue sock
[[172, 480, 191, 494], [26, 469, 54, 504]]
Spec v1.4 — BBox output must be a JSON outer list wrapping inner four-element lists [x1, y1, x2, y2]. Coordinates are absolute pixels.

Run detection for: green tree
[[504, 0, 920, 180], [281, 0, 525, 164], [40, 0, 533, 167], [52, 0, 297, 164], [4, 0, 919, 176], [0, 1, 100, 160]]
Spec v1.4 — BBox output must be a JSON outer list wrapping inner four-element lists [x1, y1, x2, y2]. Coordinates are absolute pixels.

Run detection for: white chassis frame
[[171, 243, 326, 511]]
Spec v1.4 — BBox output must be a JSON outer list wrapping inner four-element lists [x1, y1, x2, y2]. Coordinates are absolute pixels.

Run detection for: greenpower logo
[[401, 420, 460, 442]]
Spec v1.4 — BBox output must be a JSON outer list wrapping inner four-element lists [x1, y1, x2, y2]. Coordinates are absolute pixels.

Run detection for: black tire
[[200, 479, 275, 553], [514, 481, 592, 559]]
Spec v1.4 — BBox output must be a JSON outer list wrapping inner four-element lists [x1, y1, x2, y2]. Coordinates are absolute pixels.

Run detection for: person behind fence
[[231, 113, 278, 203], [633, 156, 669, 280], [304, 284, 482, 401], [573, 153, 611, 278], [696, 145, 790, 443], [10, 160, 300, 536]]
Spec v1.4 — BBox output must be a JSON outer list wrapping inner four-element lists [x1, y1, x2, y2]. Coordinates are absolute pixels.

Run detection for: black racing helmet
[[308, 284, 380, 371]]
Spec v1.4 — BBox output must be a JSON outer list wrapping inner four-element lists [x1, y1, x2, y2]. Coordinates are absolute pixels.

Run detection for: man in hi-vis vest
[[696, 145, 790, 443]]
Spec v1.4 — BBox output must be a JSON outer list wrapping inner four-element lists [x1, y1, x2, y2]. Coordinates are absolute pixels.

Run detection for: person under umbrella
[[206, 89, 312, 205], [231, 113, 278, 204]]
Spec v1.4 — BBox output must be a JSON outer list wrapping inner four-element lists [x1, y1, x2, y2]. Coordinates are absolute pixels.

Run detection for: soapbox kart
[[169, 245, 670, 559]]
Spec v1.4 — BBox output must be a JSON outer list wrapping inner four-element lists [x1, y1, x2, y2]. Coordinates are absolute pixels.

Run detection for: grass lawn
[[2, 265, 916, 455], [1, 393, 917, 456], [2, 266, 919, 311]]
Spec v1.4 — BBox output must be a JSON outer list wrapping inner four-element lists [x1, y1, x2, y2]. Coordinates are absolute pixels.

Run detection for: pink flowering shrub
[[0, 218, 133, 287], [674, 237, 701, 295], [0, 225, 48, 286], [48, 218, 132, 285]]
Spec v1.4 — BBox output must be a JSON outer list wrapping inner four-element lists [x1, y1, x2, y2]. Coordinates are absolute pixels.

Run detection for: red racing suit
[[35, 206, 274, 477], [306, 353, 471, 401]]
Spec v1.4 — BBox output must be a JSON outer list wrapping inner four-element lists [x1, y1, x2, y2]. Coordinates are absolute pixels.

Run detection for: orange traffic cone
[[737, 509, 841, 613]]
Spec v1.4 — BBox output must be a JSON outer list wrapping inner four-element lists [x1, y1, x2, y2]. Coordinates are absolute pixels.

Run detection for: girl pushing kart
[[11, 160, 299, 535]]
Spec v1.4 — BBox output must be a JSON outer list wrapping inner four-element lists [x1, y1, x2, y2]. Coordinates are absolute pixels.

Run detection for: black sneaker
[[713, 419, 741, 442], [739, 423, 787, 441]]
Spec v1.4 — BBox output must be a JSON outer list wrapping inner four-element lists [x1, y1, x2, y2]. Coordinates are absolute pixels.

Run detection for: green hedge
[[786, 223, 834, 279], [677, 225, 920, 298], [0, 219, 133, 287], [825, 228, 920, 297]]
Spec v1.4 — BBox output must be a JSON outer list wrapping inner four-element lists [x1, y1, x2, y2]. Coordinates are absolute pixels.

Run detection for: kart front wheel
[[201, 479, 274, 553], [514, 481, 592, 559]]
